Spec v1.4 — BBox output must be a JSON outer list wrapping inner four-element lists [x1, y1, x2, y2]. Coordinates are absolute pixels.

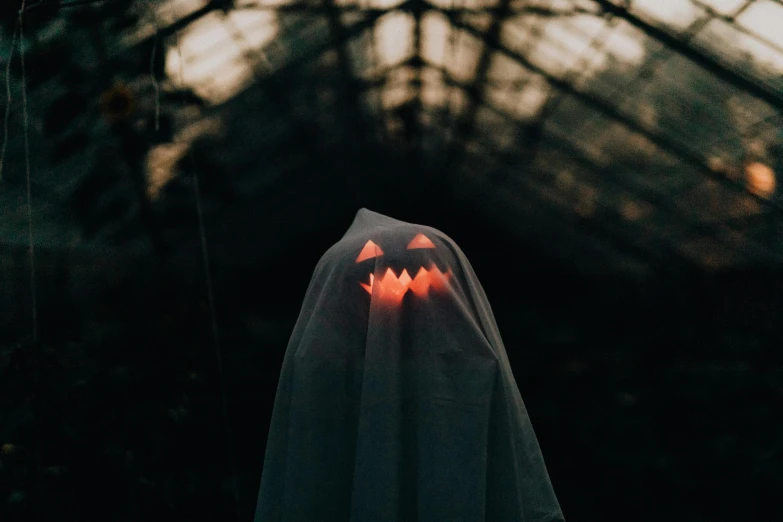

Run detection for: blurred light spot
[[120, 0, 210, 47], [502, 13, 646, 83], [636, 102, 658, 127], [620, 200, 652, 222], [375, 11, 415, 68], [176, 115, 224, 143], [555, 170, 575, 191], [381, 81, 415, 110], [421, 68, 449, 107], [421, 11, 450, 67], [575, 187, 597, 217], [745, 161, 776, 197], [422, 11, 482, 83], [146, 143, 188, 199], [166, 9, 278, 104], [486, 53, 550, 120], [708, 156, 728, 173]]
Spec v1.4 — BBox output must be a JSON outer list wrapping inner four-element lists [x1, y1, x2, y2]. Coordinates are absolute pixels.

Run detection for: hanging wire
[[19, 0, 38, 348], [0, 24, 20, 182], [18, 0, 45, 514], [140, 0, 162, 132]]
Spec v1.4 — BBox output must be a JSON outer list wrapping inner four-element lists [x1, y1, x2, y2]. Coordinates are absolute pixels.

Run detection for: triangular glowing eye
[[356, 240, 384, 263], [407, 233, 435, 250]]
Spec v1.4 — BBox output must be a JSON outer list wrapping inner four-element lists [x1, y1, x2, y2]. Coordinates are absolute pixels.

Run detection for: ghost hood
[[254, 208, 565, 522]]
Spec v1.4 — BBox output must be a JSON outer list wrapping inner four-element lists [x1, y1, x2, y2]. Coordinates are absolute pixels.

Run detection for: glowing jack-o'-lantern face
[[355, 233, 452, 304]]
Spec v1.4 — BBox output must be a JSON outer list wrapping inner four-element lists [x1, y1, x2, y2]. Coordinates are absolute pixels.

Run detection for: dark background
[[1, 0, 782, 521], [2, 206, 781, 522]]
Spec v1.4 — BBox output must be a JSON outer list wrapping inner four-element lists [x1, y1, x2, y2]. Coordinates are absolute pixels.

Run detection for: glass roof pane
[[421, 11, 450, 67], [628, 0, 706, 32], [572, 18, 659, 94], [501, 13, 647, 85], [164, 9, 279, 104], [735, 0, 783, 48], [420, 67, 448, 107], [374, 10, 415, 69], [378, 66, 416, 109], [692, 18, 783, 90], [527, 15, 612, 79], [596, 18, 653, 66], [121, 0, 210, 46], [422, 11, 483, 80], [448, 29, 484, 83], [485, 53, 550, 121]]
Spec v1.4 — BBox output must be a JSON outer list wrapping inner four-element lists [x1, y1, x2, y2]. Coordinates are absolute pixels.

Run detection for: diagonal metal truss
[[427, 64, 765, 262], [593, 0, 783, 109], [443, 11, 783, 214], [441, 0, 514, 173]]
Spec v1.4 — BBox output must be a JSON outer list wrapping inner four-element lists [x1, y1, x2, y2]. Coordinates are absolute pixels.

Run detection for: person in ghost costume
[[254, 209, 564, 522]]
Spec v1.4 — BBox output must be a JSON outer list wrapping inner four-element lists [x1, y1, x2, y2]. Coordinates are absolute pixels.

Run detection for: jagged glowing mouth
[[361, 265, 451, 302]]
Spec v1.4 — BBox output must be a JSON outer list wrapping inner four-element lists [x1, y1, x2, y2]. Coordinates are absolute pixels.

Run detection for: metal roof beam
[[439, 0, 513, 174], [446, 13, 783, 214], [323, 0, 375, 139], [593, 0, 783, 109], [432, 64, 771, 265]]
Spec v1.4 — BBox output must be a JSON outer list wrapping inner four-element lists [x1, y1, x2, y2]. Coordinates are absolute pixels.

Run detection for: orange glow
[[745, 162, 776, 198], [360, 265, 451, 303], [356, 240, 384, 263], [407, 233, 436, 249]]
